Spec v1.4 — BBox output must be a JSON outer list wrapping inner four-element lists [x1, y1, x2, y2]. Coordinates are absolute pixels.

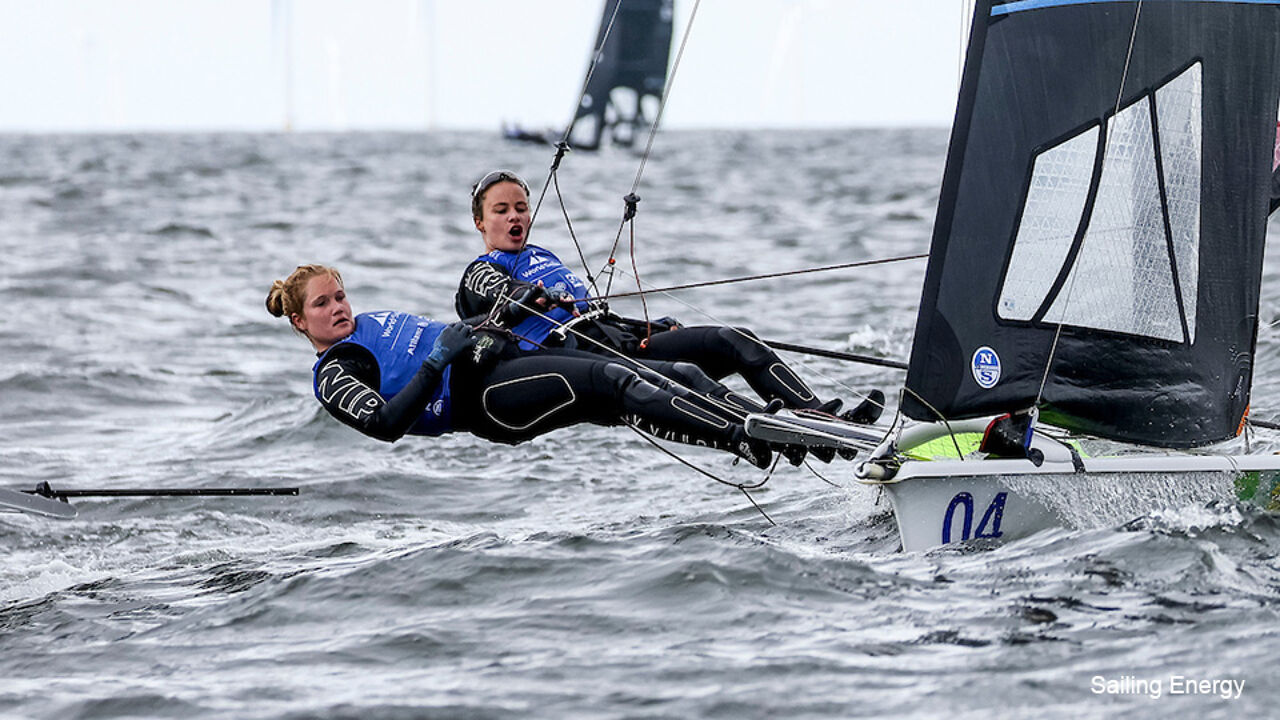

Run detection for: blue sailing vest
[[312, 311, 453, 436], [477, 245, 591, 350]]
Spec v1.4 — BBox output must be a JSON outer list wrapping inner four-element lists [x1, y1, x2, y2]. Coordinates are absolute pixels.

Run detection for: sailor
[[455, 169, 878, 425], [266, 264, 777, 468]]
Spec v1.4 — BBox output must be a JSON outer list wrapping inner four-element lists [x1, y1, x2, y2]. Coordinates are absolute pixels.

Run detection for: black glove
[[502, 284, 550, 325], [651, 316, 683, 331], [469, 328, 508, 370], [424, 322, 476, 372], [545, 287, 578, 308]]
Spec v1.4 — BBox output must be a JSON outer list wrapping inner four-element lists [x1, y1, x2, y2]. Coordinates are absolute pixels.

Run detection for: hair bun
[[265, 280, 287, 317]]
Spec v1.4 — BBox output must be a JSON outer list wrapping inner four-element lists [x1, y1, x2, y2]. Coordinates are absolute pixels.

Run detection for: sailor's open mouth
[[509, 225, 524, 238]]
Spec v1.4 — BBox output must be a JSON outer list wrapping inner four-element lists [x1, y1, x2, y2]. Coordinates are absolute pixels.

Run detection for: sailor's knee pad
[[715, 325, 771, 364], [481, 373, 576, 431], [666, 361, 720, 394], [603, 363, 665, 403]]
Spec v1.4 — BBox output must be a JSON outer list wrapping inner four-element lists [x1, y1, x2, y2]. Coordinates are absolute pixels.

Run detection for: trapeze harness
[[455, 246, 825, 410], [313, 311, 453, 440]]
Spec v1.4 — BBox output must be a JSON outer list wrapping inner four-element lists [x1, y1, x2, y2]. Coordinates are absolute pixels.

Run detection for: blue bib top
[[477, 245, 591, 349], [313, 311, 453, 436]]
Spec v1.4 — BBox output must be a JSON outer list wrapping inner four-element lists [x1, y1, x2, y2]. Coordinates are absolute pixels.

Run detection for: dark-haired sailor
[[267, 264, 778, 468], [455, 170, 883, 433]]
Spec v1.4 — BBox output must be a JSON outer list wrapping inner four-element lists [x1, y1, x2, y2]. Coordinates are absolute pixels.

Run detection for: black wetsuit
[[312, 338, 770, 465], [456, 255, 827, 411]]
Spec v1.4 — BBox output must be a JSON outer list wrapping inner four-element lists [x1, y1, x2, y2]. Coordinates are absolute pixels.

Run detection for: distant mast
[[421, 0, 437, 130], [272, 0, 295, 131]]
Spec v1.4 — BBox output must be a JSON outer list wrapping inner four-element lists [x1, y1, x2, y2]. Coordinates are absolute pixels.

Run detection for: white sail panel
[[1045, 96, 1184, 342], [1156, 62, 1203, 343], [997, 126, 1098, 321]]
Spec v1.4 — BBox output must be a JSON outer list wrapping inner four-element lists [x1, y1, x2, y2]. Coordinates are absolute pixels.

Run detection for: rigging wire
[[477, 2, 627, 330], [602, 265, 889, 413], [600, 0, 703, 300], [520, 0, 626, 264], [496, 0, 893, 491], [594, 253, 928, 301], [1033, 0, 1144, 407], [626, 424, 778, 526]]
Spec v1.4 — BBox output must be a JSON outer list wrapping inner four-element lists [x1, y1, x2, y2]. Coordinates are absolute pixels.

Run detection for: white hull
[[876, 454, 1280, 552], [743, 410, 1280, 552]]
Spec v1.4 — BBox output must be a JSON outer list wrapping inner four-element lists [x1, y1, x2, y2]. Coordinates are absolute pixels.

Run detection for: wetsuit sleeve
[[456, 260, 517, 319], [314, 345, 446, 442]]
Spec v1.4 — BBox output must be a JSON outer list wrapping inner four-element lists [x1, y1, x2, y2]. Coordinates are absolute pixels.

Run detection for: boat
[[747, 0, 1280, 551], [505, 0, 674, 151]]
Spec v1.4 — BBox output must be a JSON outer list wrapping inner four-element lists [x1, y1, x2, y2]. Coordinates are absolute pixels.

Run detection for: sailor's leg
[[631, 359, 771, 415], [462, 355, 772, 467], [537, 348, 771, 415], [642, 325, 826, 409]]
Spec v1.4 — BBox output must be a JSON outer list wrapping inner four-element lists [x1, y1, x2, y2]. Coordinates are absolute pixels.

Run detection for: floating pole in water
[[28, 482, 300, 500], [1, 483, 300, 519]]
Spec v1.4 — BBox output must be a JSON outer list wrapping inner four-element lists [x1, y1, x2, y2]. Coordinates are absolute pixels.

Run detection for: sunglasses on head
[[471, 170, 529, 199]]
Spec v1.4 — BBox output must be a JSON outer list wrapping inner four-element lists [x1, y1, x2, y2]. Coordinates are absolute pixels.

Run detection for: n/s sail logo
[[971, 346, 1001, 389]]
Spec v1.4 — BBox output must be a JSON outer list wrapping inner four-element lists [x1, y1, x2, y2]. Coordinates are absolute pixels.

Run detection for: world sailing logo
[[972, 346, 1001, 389]]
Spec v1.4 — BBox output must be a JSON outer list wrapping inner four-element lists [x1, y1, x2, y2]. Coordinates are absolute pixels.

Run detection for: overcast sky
[[0, 0, 970, 132]]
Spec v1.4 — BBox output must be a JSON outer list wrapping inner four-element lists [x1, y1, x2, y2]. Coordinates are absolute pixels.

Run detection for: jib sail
[[903, 0, 1280, 447]]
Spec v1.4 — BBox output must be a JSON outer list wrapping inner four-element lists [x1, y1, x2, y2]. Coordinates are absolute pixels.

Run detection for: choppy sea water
[[3, 130, 1280, 719]]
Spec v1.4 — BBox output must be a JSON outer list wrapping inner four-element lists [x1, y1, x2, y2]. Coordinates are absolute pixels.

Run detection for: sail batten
[[904, 0, 1280, 447]]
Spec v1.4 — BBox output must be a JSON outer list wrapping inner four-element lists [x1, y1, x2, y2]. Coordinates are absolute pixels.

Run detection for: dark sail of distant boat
[[902, 0, 1280, 448], [504, 0, 674, 151], [569, 0, 673, 151]]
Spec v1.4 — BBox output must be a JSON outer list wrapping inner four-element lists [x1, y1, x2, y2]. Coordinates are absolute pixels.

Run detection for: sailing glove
[[424, 322, 476, 372], [502, 284, 548, 325]]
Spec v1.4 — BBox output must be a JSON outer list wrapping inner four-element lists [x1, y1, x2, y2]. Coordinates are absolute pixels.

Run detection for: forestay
[[903, 0, 1280, 447]]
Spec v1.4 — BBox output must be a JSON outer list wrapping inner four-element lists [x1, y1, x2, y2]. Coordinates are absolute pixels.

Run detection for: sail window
[[998, 63, 1202, 344], [997, 127, 1098, 321], [1045, 95, 1184, 341]]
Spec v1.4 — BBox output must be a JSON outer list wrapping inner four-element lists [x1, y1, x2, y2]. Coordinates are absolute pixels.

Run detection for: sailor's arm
[[455, 260, 578, 325], [314, 346, 448, 442], [455, 260, 517, 318]]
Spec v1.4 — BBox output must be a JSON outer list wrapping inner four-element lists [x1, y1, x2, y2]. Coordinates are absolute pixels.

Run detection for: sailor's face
[[475, 181, 530, 253], [294, 274, 353, 351]]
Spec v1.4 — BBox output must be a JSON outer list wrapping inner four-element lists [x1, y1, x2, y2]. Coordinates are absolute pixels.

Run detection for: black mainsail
[[568, 0, 674, 151], [903, 0, 1280, 447]]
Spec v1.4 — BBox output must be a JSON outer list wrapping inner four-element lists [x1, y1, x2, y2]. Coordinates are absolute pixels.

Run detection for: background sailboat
[[504, 0, 673, 150]]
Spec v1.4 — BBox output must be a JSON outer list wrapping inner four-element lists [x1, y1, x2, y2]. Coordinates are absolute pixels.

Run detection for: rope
[[626, 424, 777, 526], [600, 0, 703, 296], [500, 299, 754, 422], [556, 1, 625, 149], [554, 171, 600, 295], [628, 0, 701, 197], [602, 265, 888, 412], [520, 0, 626, 275], [595, 253, 928, 301]]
